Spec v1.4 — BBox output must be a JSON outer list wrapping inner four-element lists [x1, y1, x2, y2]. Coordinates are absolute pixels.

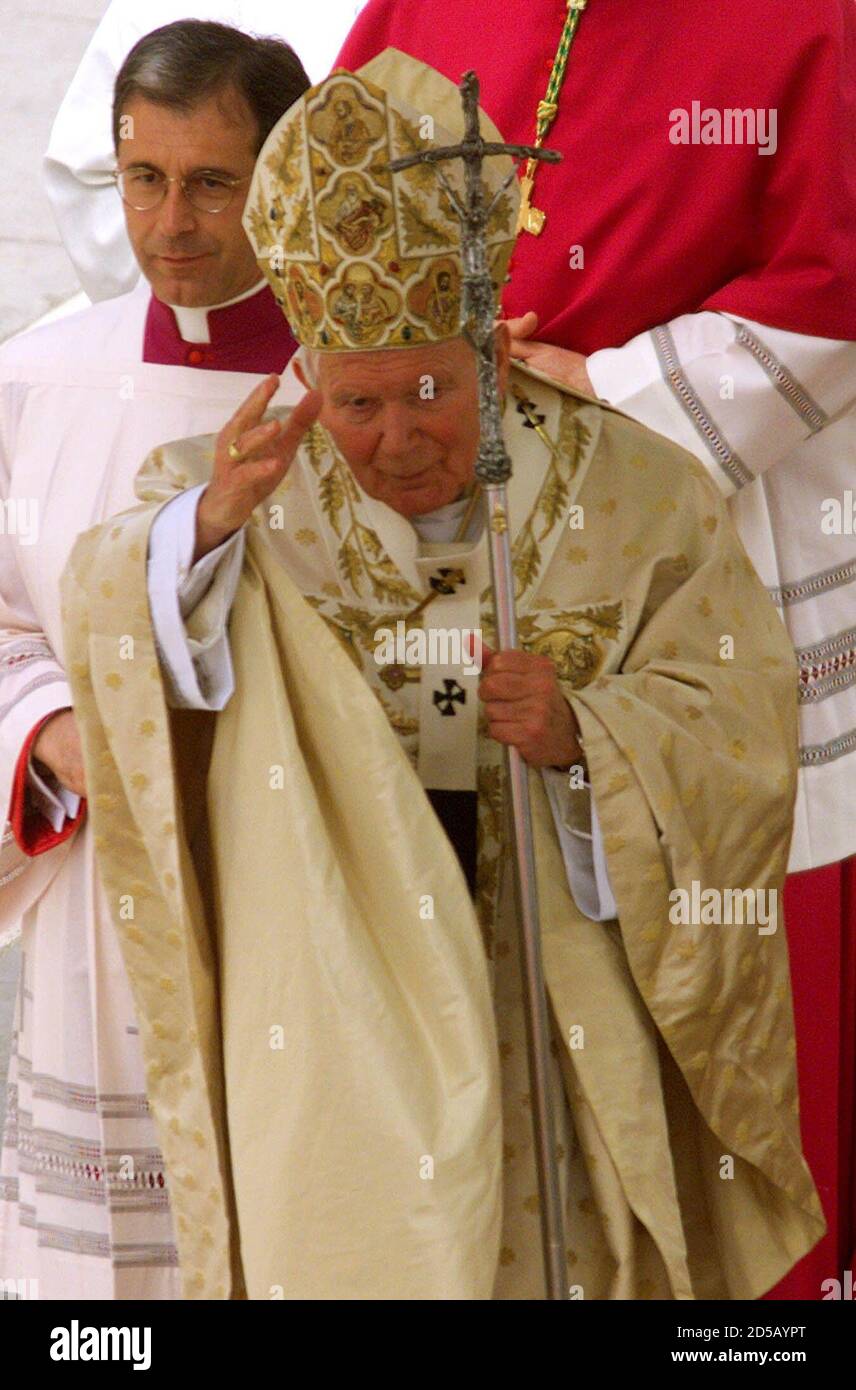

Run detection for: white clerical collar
[[411, 493, 483, 544], [167, 279, 267, 345]]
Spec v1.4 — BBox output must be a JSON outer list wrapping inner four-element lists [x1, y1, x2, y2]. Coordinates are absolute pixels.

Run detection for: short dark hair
[[112, 19, 310, 153]]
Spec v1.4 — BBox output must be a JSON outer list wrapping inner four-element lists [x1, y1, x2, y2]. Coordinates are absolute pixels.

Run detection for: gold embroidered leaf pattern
[[474, 853, 499, 947], [366, 561, 420, 604], [478, 763, 504, 838], [537, 469, 569, 537], [316, 615, 364, 672], [486, 189, 515, 237], [437, 186, 461, 224], [285, 192, 314, 254], [246, 188, 279, 259], [319, 469, 345, 536], [341, 464, 362, 503], [558, 397, 592, 468], [337, 539, 363, 593], [356, 522, 383, 559], [306, 424, 327, 472], [390, 111, 437, 192], [331, 604, 381, 651], [512, 527, 541, 595], [265, 111, 303, 186], [516, 615, 542, 645], [587, 602, 623, 639], [397, 189, 455, 252]]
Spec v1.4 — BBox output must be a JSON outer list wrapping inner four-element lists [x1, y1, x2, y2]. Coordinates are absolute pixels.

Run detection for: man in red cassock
[[337, 0, 856, 1298]]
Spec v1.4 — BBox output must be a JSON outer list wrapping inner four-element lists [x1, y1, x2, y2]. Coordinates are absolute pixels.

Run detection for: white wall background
[[0, 0, 109, 340]]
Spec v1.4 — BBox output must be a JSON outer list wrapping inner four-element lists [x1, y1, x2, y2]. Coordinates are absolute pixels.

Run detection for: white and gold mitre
[[243, 48, 519, 352]]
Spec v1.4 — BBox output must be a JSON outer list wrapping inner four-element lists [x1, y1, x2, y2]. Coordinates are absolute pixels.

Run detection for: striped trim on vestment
[[799, 725, 856, 767], [15, 1057, 151, 1119], [768, 556, 856, 608], [735, 324, 829, 432], [652, 324, 755, 489], [796, 624, 856, 704]]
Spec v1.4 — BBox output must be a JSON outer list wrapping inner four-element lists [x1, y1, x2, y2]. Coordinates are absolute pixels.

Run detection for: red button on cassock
[[187, 348, 204, 365]]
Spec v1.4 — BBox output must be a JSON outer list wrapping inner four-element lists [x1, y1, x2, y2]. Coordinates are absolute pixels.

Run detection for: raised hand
[[195, 374, 322, 562]]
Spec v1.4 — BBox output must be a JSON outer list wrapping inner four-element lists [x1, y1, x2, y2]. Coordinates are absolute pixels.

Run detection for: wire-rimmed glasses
[[114, 166, 251, 214]]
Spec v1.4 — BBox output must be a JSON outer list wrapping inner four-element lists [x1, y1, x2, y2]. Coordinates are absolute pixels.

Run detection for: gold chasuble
[[61, 358, 824, 1299]]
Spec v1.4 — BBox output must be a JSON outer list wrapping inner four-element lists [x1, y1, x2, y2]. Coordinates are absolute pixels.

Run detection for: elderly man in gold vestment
[[60, 52, 824, 1300]]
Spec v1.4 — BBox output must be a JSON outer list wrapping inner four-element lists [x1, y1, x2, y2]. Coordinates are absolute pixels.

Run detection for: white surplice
[[588, 311, 856, 872], [0, 283, 299, 1298]]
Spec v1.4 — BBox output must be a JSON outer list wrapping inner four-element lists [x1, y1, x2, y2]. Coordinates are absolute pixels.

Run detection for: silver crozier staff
[[387, 70, 568, 1302]]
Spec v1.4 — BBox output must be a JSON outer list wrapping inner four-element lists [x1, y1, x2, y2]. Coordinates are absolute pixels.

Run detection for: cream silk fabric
[[60, 516, 502, 1300], [60, 362, 825, 1298]]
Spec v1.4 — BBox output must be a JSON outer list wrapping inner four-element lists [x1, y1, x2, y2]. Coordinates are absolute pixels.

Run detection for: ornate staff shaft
[[388, 72, 568, 1302]]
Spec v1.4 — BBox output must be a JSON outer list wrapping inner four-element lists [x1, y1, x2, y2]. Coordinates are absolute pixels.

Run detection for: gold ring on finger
[[227, 439, 243, 462]]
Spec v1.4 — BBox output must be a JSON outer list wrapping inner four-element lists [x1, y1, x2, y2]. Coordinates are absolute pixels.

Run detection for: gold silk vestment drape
[[61, 363, 824, 1298]]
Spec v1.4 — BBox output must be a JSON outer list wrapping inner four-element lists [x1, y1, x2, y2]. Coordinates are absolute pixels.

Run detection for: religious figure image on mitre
[[317, 171, 393, 254], [309, 79, 386, 165], [406, 257, 462, 336], [283, 265, 325, 336], [327, 261, 403, 344]]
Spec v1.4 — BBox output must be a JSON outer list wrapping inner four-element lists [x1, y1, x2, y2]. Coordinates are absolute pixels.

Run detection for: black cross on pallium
[[429, 566, 466, 596], [516, 397, 546, 429], [433, 679, 467, 716]]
